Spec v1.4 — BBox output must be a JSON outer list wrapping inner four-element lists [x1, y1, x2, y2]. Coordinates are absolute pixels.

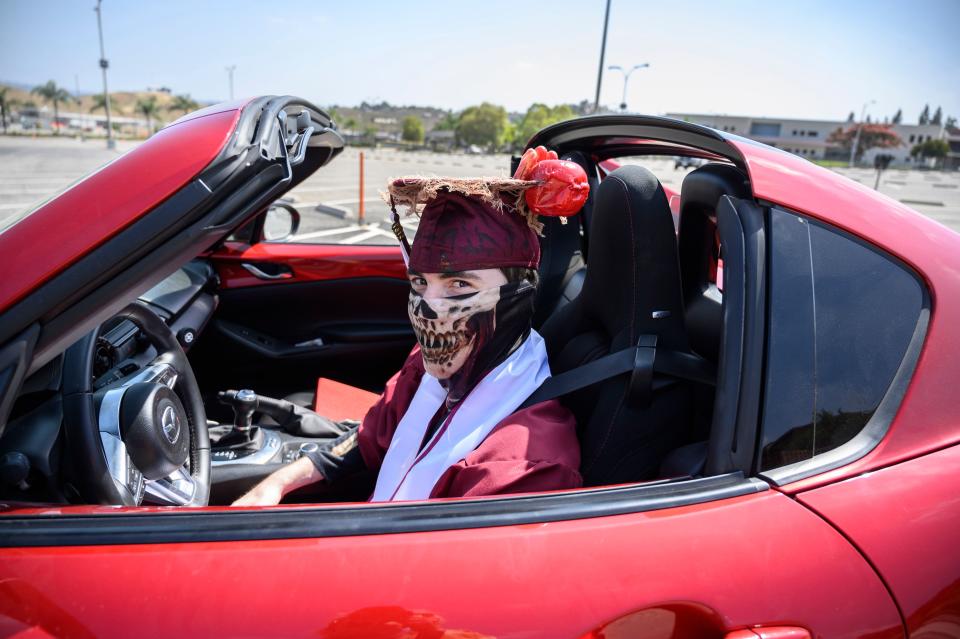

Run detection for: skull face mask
[[408, 279, 537, 405], [408, 285, 501, 379]]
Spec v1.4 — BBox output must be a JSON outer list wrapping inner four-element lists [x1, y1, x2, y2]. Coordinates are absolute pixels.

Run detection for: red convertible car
[[0, 95, 957, 638]]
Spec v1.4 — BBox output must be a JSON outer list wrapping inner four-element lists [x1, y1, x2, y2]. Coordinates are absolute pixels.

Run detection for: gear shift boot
[[215, 389, 263, 452], [214, 425, 265, 452]]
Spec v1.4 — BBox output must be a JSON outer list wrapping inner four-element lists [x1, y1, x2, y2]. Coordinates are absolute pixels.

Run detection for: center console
[[210, 389, 339, 467]]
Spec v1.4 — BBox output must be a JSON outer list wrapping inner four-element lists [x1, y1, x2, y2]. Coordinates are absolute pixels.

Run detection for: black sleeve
[[302, 426, 368, 484]]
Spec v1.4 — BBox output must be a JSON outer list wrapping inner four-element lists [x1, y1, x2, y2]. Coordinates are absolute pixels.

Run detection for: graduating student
[[234, 148, 589, 505]]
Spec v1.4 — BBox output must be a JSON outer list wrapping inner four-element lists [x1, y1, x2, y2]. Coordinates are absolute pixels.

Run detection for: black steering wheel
[[63, 302, 210, 506]]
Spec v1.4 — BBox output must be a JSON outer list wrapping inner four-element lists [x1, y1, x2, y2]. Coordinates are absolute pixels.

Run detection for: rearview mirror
[[263, 201, 301, 242]]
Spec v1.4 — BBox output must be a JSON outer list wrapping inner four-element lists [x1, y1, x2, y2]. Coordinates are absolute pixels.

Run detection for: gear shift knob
[[233, 389, 257, 431], [217, 389, 258, 433]]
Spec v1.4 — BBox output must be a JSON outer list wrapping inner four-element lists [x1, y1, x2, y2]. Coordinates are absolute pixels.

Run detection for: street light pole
[[94, 0, 115, 149], [849, 99, 876, 168], [225, 65, 236, 101], [592, 0, 611, 114], [608, 63, 650, 112]]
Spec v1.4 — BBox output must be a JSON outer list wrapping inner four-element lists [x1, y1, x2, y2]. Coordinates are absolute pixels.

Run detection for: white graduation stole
[[371, 330, 552, 502]]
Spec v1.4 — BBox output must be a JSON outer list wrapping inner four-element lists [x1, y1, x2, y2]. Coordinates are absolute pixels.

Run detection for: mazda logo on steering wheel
[[161, 405, 181, 444]]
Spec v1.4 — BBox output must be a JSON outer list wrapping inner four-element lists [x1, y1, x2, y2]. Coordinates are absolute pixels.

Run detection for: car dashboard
[[91, 260, 218, 385], [1, 260, 219, 503]]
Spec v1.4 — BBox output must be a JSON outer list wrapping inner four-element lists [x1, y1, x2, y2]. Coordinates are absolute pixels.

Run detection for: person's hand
[[232, 478, 283, 507], [231, 457, 324, 507]]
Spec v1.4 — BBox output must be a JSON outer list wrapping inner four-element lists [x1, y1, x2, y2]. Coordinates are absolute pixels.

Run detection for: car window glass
[[0, 159, 118, 237], [759, 209, 924, 470], [270, 148, 513, 247]]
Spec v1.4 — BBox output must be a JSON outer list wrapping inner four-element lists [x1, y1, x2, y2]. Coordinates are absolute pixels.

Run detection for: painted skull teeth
[[418, 328, 464, 351], [418, 330, 473, 366], [408, 286, 502, 377]]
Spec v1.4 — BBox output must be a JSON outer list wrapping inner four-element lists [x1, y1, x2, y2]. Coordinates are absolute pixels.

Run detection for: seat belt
[[519, 335, 715, 410]]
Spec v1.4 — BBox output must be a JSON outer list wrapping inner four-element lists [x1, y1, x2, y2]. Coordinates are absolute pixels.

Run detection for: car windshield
[[1, 183, 73, 236]]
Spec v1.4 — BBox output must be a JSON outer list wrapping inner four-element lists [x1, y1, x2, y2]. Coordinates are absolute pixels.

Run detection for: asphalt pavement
[[1, 136, 958, 247]]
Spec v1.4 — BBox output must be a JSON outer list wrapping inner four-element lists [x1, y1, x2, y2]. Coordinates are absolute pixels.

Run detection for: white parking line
[[0, 180, 74, 186], [0, 174, 89, 179], [286, 182, 364, 195], [291, 225, 365, 240], [0, 189, 64, 196], [339, 227, 396, 245], [319, 197, 384, 207]]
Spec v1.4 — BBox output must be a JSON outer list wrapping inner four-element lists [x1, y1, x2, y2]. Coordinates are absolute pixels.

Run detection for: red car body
[[0, 97, 958, 638]]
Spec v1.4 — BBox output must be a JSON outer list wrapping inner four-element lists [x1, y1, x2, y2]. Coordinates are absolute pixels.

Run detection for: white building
[[666, 112, 947, 167], [17, 106, 146, 135]]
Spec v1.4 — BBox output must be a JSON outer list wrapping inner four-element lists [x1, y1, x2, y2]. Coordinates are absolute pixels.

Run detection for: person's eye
[[453, 280, 472, 288]]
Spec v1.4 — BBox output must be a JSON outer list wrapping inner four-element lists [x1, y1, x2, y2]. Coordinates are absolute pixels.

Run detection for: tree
[[169, 94, 199, 115], [401, 115, 425, 143], [89, 93, 107, 114], [502, 121, 517, 149], [136, 95, 161, 135], [32, 80, 73, 134], [846, 111, 855, 123], [919, 104, 930, 125], [455, 103, 508, 149], [573, 99, 593, 116], [892, 108, 902, 124], [947, 116, 958, 129], [911, 139, 949, 167], [433, 111, 459, 131], [513, 103, 576, 150], [0, 87, 12, 134], [931, 106, 942, 126], [343, 117, 358, 131], [827, 124, 902, 161]]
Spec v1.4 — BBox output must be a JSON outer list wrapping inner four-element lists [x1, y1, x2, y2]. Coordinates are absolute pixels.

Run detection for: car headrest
[[581, 165, 688, 352], [561, 150, 599, 242], [677, 163, 751, 361], [679, 163, 750, 217], [534, 151, 593, 328]]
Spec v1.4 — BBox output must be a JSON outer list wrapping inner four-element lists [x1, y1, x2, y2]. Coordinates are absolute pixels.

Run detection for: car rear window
[[759, 208, 925, 471]]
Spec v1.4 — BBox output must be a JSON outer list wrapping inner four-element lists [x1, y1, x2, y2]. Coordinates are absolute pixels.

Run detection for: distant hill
[[326, 102, 455, 135], [0, 83, 211, 125]]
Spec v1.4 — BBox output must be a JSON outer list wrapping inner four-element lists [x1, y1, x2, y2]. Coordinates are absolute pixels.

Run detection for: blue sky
[[1, 0, 957, 123]]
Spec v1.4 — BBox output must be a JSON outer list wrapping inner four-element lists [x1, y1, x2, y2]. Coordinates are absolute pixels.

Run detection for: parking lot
[[1, 136, 958, 246]]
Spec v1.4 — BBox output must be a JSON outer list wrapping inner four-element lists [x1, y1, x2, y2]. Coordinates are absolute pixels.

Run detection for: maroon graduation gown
[[357, 347, 582, 499]]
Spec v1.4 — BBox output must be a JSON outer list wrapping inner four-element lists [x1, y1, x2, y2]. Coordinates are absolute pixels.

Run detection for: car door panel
[[211, 241, 407, 289], [797, 443, 960, 637], [0, 490, 902, 638], [198, 241, 413, 395]]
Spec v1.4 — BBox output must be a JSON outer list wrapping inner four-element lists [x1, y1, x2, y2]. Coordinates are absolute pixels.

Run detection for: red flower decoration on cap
[[514, 146, 590, 217]]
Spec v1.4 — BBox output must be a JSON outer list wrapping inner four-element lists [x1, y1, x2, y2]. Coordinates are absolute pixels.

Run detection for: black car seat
[[677, 163, 750, 363], [532, 151, 597, 328], [539, 165, 697, 486], [659, 162, 750, 477]]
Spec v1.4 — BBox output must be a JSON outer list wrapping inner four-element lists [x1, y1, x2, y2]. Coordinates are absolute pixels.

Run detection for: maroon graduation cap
[[385, 146, 590, 272]]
